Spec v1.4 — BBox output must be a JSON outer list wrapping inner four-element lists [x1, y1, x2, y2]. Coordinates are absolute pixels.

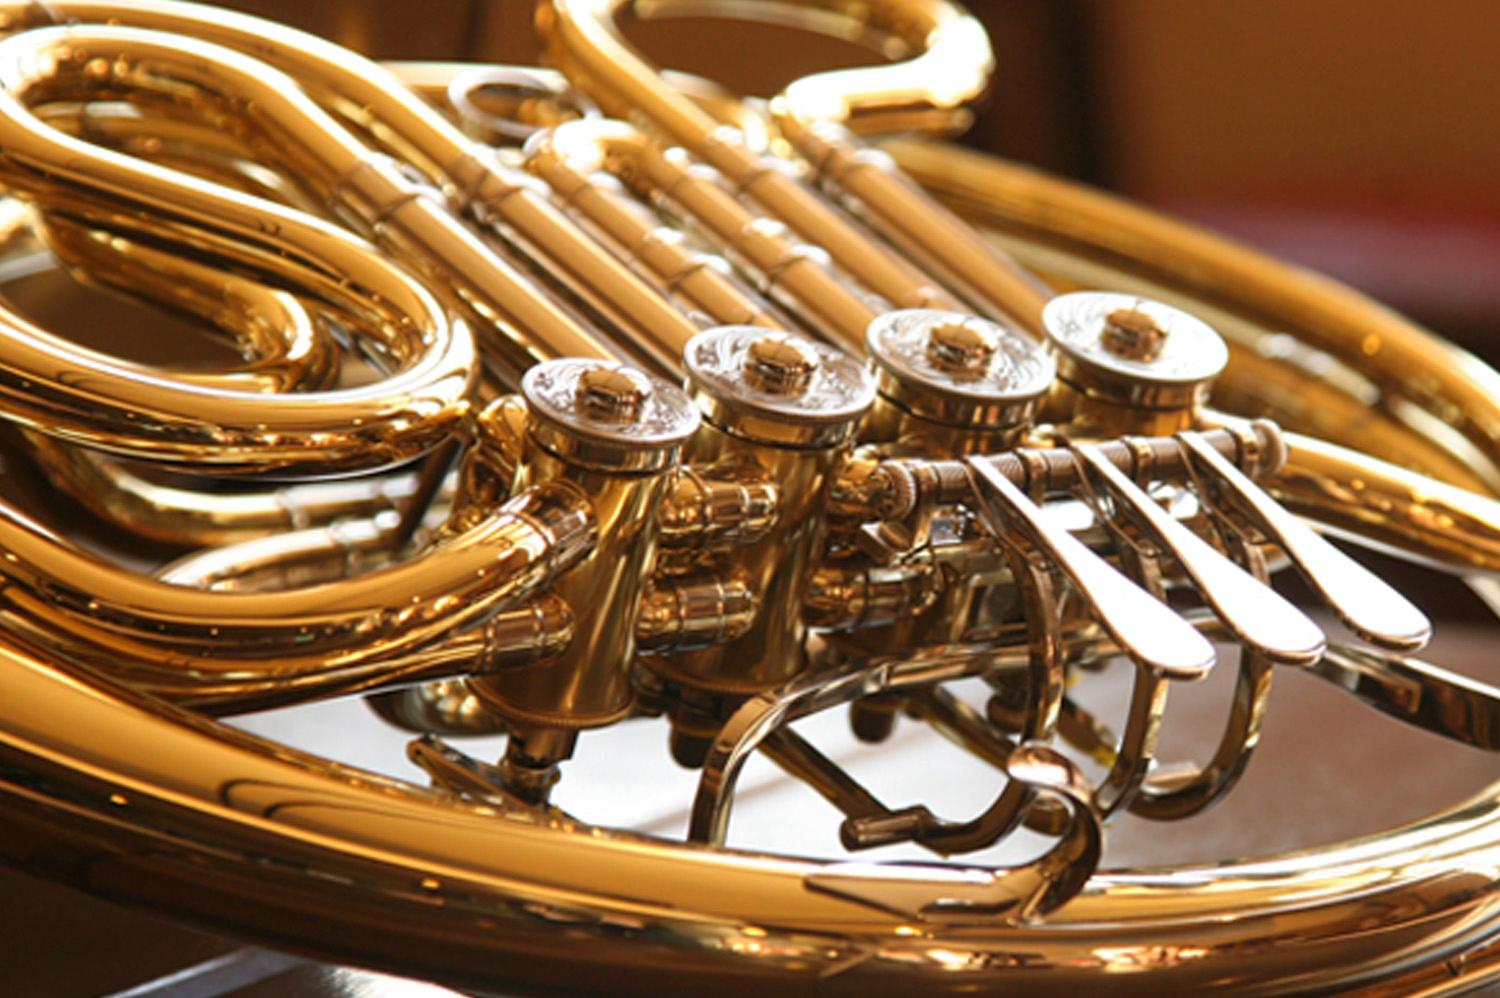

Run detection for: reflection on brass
[[0, 2, 1498, 996]]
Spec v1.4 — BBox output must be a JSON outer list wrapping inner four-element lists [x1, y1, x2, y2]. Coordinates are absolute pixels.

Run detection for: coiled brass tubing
[[0, 30, 473, 474], [3, 4, 1500, 997], [0, 0, 722, 378]]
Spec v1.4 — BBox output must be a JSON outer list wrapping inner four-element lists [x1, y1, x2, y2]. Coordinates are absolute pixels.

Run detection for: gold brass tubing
[[1271, 431, 1500, 576], [1214, 343, 1496, 495], [448, 396, 528, 533], [627, 138, 876, 352], [366, 679, 509, 738], [0, 196, 339, 398], [386, 62, 592, 145], [636, 573, 756, 653], [804, 561, 937, 630], [130, 514, 576, 716], [0, 592, 576, 715], [393, 60, 776, 154], [541, 0, 964, 317], [767, 5, 1053, 335], [524, 120, 785, 332], [526, 119, 875, 349], [0, 0, 477, 194], [156, 513, 409, 591], [0, 3, 700, 376], [12, 631, 1500, 995], [889, 136, 1500, 489], [0, 480, 590, 667], [0, 280, 467, 475], [0, 45, 475, 475], [36, 98, 327, 209], [22, 435, 423, 548], [0, 24, 636, 381], [618, 0, 993, 137], [35, 216, 340, 394], [657, 464, 778, 552], [0, 207, 428, 547]]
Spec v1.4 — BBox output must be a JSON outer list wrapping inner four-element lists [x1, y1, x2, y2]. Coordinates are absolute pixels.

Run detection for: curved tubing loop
[[773, 550, 1070, 857], [0, 0, 710, 377], [3, 201, 341, 395], [0, 208, 427, 545], [0, 26, 475, 475], [1112, 536, 1276, 822], [806, 740, 1102, 923], [690, 639, 1099, 917], [0, 480, 592, 711], [21, 432, 425, 548], [8, 623, 1500, 993]]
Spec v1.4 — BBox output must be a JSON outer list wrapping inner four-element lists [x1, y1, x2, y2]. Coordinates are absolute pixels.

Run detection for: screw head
[[1100, 308, 1167, 362], [926, 319, 999, 372], [576, 365, 654, 421], [744, 334, 819, 394], [685, 327, 874, 448]]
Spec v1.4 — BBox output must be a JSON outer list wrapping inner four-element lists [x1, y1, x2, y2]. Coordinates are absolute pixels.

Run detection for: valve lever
[[1178, 431, 1431, 651], [964, 456, 1216, 680], [1072, 442, 1326, 665]]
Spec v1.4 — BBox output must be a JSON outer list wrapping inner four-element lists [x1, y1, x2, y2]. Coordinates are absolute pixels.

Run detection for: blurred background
[[11, 3, 1500, 995]]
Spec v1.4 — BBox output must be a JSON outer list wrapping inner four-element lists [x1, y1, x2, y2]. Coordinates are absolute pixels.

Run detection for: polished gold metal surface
[[1, 2, 1500, 996]]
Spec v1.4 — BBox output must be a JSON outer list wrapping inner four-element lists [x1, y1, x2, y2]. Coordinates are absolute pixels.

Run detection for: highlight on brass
[[0, 1, 1499, 995]]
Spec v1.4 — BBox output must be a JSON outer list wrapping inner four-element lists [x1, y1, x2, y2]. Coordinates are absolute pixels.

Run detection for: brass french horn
[[3, 1, 1500, 994]]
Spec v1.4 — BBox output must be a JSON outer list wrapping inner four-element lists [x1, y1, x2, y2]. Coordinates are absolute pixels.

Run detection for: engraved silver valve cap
[[866, 308, 1055, 429], [1042, 292, 1229, 410], [523, 358, 699, 472], [685, 327, 875, 448]]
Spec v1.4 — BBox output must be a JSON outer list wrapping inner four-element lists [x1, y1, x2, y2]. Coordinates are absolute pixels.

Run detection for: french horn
[[3, 1, 1500, 994]]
